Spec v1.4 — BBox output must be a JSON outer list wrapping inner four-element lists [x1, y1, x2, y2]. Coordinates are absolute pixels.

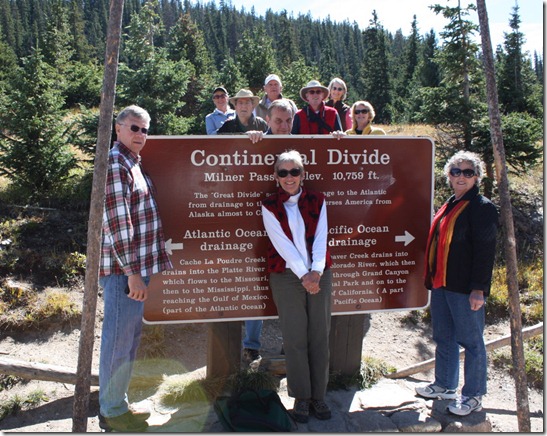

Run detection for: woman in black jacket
[[416, 151, 498, 417]]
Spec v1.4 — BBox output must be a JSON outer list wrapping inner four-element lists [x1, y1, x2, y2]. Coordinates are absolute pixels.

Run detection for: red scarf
[[262, 187, 332, 273], [424, 200, 470, 289]]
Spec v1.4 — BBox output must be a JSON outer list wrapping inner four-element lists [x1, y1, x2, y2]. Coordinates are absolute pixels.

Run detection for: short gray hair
[[268, 99, 294, 119], [116, 105, 151, 125], [274, 149, 304, 173], [444, 150, 485, 186]]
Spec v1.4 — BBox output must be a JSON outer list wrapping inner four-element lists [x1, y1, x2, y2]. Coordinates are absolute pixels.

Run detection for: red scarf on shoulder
[[424, 200, 470, 289]]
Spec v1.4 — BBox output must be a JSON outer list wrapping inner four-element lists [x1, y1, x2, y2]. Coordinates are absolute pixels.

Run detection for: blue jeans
[[99, 274, 149, 418], [243, 320, 262, 350], [430, 288, 487, 397]]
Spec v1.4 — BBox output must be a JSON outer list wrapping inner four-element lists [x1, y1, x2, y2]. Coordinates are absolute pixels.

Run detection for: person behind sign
[[99, 105, 173, 432], [246, 98, 295, 143], [205, 86, 235, 134], [326, 77, 352, 131], [217, 89, 268, 134], [261, 150, 333, 423], [345, 101, 386, 135], [254, 74, 298, 121], [291, 80, 345, 138], [416, 151, 498, 416]]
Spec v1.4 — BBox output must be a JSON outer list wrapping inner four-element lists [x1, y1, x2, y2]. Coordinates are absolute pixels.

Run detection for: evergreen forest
[[0, 0, 543, 202]]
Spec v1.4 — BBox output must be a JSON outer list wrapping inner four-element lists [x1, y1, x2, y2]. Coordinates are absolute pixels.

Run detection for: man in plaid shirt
[[98, 105, 172, 432]]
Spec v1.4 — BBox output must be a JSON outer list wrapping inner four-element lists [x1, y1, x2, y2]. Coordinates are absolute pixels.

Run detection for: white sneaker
[[447, 395, 483, 416], [415, 383, 458, 400]]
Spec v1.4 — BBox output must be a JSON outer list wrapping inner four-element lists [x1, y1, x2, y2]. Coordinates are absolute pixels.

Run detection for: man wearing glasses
[[99, 105, 172, 432], [205, 86, 235, 134], [291, 80, 343, 135]]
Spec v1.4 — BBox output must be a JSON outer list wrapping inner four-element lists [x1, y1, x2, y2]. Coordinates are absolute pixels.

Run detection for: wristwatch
[[312, 270, 323, 277]]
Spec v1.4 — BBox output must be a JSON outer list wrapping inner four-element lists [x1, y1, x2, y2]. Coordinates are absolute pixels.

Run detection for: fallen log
[[385, 322, 543, 379], [0, 357, 99, 386]]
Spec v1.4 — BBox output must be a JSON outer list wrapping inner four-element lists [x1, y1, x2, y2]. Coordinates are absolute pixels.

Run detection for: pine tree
[[234, 27, 277, 92], [0, 48, 76, 199], [497, 4, 542, 117], [430, 1, 482, 150], [358, 11, 391, 123]]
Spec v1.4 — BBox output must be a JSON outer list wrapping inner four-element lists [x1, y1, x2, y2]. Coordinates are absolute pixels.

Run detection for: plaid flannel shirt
[[100, 142, 172, 277]]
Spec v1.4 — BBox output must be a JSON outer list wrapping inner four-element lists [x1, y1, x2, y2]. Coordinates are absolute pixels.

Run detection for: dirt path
[[0, 309, 543, 432]]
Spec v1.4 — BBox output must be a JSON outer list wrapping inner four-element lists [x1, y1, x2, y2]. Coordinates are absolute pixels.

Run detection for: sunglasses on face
[[120, 123, 148, 134], [307, 89, 323, 95], [277, 168, 302, 178], [332, 86, 344, 91], [449, 168, 476, 178], [213, 94, 227, 99], [354, 108, 370, 115]]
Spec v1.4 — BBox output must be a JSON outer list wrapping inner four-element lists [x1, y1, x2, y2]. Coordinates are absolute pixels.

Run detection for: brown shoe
[[310, 399, 331, 420], [101, 411, 149, 432], [292, 399, 310, 423]]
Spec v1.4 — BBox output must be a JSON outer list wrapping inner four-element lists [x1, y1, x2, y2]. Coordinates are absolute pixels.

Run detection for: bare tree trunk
[[72, 0, 125, 432], [475, 0, 530, 431]]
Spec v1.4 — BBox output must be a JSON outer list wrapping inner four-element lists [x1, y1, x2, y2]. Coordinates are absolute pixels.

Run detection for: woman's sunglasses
[[277, 168, 302, 178], [449, 168, 476, 178], [354, 109, 370, 115]]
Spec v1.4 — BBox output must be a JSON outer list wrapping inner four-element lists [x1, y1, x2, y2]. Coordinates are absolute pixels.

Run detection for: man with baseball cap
[[255, 74, 298, 120], [205, 86, 235, 134]]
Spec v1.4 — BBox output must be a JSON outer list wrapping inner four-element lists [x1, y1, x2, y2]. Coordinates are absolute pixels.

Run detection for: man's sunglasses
[[449, 168, 476, 178], [307, 89, 324, 95], [120, 123, 148, 134], [354, 109, 370, 114], [277, 168, 302, 178]]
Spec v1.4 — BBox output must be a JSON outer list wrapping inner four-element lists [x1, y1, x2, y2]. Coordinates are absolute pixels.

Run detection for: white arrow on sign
[[165, 238, 184, 255], [395, 231, 415, 246]]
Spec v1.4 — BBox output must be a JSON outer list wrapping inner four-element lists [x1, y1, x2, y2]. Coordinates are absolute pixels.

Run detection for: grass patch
[[0, 390, 49, 421], [358, 356, 396, 389], [491, 336, 544, 390], [487, 258, 544, 325], [157, 369, 280, 407], [0, 283, 80, 330], [0, 375, 23, 392]]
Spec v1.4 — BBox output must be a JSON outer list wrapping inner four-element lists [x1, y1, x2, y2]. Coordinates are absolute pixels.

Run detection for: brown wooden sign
[[140, 135, 434, 324]]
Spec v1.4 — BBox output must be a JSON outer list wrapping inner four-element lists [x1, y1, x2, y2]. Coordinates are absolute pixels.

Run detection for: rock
[[391, 409, 442, 432]]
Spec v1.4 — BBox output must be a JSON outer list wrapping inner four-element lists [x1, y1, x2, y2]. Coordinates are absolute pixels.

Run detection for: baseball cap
[[264, 74, 282, 86], [212, 86, 228, 95]]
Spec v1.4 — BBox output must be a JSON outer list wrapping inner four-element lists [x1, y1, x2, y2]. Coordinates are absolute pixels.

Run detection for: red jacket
[[292, 103, 341, 134]]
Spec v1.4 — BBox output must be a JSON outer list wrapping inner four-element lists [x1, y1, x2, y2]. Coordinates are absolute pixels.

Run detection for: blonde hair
[[350, 101, 375, 129]]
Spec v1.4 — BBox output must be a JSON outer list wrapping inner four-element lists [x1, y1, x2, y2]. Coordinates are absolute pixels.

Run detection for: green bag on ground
[[214, 388, 297, 432]]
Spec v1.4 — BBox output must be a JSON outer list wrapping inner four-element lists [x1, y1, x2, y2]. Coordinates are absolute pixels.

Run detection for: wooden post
[[206, 322, 241, 382], [475, 0, 530, 431], [329, 314, 367, 376], [72, 0, 125, 432]]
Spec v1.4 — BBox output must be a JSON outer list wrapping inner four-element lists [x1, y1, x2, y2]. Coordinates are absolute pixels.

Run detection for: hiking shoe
[[99, 410, 149, 432], [415, 383, 458, 400], [447, 395, 483, 416], [310, 399, 331, 420], [243, 348, 261, 362], [292, 399, 310, 423]]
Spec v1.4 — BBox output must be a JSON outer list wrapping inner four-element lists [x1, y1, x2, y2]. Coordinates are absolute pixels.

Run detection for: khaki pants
[[270, 269, 332, 400]]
